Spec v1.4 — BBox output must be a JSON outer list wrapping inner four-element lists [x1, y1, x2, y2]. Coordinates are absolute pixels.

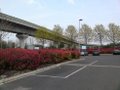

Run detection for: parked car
[[92, 50, 100, 56], [113, 49, 120, 55], [81, 51, 88, 56]]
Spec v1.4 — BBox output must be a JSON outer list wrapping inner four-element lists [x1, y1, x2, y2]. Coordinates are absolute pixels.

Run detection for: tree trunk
[[42, 39, 45, 48]]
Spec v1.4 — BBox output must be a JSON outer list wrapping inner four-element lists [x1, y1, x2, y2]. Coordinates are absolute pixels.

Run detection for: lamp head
[[79, 19, 83, 21]]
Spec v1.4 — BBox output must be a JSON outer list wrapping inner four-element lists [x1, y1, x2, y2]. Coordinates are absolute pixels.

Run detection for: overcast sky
[[0, 0, 120, 30]]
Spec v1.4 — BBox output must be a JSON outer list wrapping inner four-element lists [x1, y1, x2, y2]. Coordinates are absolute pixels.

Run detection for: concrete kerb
[[0, 58, 85, 85]]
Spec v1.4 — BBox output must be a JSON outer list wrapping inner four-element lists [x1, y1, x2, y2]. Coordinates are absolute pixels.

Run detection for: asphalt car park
[[1, 55, 120, 90]]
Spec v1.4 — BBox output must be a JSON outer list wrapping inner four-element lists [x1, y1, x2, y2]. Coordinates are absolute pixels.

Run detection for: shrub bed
[[87, 47, 120, 54], [0, 48, 80, 74]]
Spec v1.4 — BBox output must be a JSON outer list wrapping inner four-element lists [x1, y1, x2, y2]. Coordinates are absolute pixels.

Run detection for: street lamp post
[[78, 19, 83, 49], [79, 19, 83, 33]]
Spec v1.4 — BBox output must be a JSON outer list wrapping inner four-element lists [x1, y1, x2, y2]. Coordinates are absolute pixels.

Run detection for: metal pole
[[78, 19, 82, 52], [79, 20, 80, 33], [79, 19, 83, 32]]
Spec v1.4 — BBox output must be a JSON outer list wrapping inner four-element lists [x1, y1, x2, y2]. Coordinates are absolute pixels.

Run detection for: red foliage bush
[[88, 47, 120, 54], [38, 49, 80, 64], [0, 48, 41, 70], [0, 48, 80, 71]]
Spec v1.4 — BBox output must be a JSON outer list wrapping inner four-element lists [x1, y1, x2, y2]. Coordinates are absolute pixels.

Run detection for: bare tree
[[65, 25, 78, 40], [94, 24, 106, 46], [79, 24, 93, 45], [36, 38, 46, 48], [0, 12, 11, 48], [65, 25, 78, 48], [53, 25, 63, 35], [35, 28, 48, 48], [0, 29, 10, 48], [105, 23, 120, 47], [0, 31, 8, 40]]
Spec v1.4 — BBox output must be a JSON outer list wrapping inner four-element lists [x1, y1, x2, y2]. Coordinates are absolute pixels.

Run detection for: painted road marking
[[33, 74, 66, 79], [66, 63, 86, 66], [66, 60, 98, 67], [34, 60, 98, 79], [88, 60, 98, 66], [66, 61, 120, 69], [33, 60, 120, 79], [89, 65, 120, 68], [64, 65, 87, 78], [64, 60, 98, 78]]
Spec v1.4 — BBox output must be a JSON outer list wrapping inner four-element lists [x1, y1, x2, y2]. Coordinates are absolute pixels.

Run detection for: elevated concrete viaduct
[[0, 12, 78, 48]]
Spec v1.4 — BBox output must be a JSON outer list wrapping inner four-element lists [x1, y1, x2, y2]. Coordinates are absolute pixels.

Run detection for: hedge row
[[0, 48, 80, 73], [88, 48, 120, 54]]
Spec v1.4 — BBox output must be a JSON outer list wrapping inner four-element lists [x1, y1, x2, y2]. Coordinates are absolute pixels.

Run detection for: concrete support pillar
[[16, 33, 28, 48]]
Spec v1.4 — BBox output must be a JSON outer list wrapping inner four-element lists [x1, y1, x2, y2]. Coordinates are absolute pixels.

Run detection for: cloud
[[67, 0, 75, 5]]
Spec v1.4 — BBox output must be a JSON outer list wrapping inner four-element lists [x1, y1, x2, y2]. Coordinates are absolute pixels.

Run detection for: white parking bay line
[[33, 74, 66, 79], [64, 65, 87, 78], [64, 60, 98, 79], [88, 60, 98, 66], [90, 65, 120, 68], [66, 63, 86, 67], [33, 60, 98, 79]]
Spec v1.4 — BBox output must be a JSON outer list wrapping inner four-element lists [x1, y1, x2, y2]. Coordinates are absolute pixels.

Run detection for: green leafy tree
[[52, 25, 63, 48], [35, 27, 50, 48], [36, 26, 78, 48]]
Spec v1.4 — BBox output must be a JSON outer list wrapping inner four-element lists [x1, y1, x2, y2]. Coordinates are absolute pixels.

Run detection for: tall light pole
[[78, 19, 83, 50], [79, 19, 83, 33]]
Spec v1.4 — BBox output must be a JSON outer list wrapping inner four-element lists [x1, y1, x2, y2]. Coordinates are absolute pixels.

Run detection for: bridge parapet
[[0, 12, 79, 48], [0, 12, 40, 29]]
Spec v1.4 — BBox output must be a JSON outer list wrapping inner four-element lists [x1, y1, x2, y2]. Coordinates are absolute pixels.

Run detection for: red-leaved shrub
[[0, 48, 80, 72]]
